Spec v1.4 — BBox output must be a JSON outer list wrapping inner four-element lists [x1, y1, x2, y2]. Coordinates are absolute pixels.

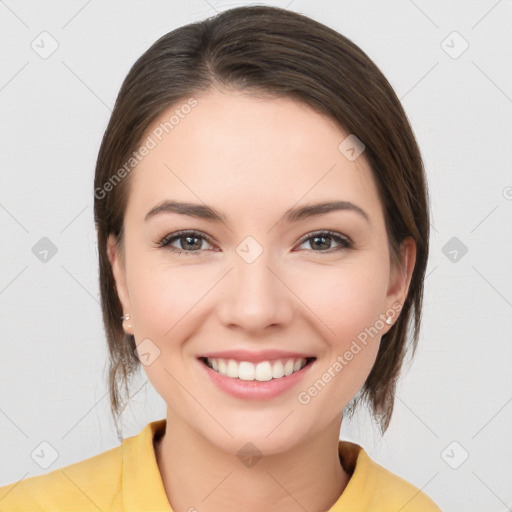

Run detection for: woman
[[0, 5, 441, 511]]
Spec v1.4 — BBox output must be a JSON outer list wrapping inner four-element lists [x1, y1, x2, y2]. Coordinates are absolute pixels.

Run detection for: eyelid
[[158, 229, 217, 249], [295, 229, 353, 247], [158, 228, 352, 254]]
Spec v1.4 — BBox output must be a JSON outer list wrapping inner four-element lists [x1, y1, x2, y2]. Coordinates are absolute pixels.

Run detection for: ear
[[107, 233, 133, 335], [383, 236, 416, 331]]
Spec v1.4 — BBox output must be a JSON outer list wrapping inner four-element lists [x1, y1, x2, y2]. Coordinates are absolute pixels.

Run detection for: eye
[[157, 229, 352, 256], [296, 231, 352, 253], [157, 230, 216, 255]]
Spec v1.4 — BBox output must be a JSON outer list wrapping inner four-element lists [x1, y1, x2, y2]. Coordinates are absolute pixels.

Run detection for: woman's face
[[108, 89, 415, 454]]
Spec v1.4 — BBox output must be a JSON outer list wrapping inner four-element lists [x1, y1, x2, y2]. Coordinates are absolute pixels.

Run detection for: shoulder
[[333, 441, 442, 512], [362, 452, 441, 511], [0, 442, 123, 511]]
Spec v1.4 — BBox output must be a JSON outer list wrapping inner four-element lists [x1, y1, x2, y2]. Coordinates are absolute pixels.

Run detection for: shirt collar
[[122, 418, 171, 512], [121, 418, 370, 512], [330, 440, 372, 510]]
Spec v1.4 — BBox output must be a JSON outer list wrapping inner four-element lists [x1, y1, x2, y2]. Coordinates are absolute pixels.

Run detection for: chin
[[200, 414, 308, 457]]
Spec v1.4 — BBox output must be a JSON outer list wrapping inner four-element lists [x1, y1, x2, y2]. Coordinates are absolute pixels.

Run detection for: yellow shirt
[[0, 419, 441, 511]]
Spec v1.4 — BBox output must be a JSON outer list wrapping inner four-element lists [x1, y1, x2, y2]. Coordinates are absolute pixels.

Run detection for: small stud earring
[[121, 313, 132, 329], [385, 316, 393, 325]]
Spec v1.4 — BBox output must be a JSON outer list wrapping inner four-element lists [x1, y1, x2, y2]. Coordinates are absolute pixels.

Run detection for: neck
[[154, 411, 350, 512]]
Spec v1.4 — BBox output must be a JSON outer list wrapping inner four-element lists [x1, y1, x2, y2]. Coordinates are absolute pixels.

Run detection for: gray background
[[1, 1, 511, 510]]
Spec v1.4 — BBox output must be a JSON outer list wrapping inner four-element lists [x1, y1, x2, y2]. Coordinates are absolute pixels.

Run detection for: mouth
[[198, 356, 317, 382]]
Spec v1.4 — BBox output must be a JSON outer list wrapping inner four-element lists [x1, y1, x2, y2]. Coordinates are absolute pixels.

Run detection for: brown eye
[[158, 230, 214, 255], [297, 231, 352, 252]]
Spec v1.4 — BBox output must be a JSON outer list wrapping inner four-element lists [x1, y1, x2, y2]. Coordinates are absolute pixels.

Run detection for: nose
[[216, 248, 295, 333]]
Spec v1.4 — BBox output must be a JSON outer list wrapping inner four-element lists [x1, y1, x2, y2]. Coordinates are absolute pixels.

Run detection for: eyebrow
[[144, 199, 371, 225]]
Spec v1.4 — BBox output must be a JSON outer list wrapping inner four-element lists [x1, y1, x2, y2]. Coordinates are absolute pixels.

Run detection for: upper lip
[[198, 349, 316, 364]]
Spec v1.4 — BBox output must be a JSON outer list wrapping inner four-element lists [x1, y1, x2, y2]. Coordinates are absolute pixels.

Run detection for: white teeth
[[272, 360, 284, 378], [255, 361, 272, 381], [239, 361, 255, 381], [204, 357, 309, 381], [226, 359, 238, 378], [283, 359, 294, 376]]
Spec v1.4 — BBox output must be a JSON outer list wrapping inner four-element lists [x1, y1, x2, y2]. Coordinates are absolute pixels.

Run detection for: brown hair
[[94, 5, 429, 439]]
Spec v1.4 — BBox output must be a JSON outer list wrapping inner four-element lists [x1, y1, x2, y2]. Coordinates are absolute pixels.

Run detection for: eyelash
[[157, 229, 352, 256]]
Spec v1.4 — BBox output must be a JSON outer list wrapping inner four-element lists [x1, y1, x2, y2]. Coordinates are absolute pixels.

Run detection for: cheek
[[291, 262, 388, 401], [128, 249, 389, 353], [294, 259, 389, 345], [291, 284, 384, 422], [128, 258, 209, 340], [125, 260, 210, 408]]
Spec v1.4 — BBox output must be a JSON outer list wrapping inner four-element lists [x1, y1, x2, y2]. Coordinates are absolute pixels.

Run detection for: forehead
[[125, 90, 382, 225]]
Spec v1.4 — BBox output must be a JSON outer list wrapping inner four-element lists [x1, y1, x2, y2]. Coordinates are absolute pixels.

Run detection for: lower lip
[[198, 358, 315, 400]]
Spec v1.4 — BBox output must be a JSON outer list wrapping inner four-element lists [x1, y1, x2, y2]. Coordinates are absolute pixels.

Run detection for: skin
[[108, 88, 416, 512]]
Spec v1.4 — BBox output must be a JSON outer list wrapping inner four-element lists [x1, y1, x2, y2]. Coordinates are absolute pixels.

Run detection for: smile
[[200, 356, 316, 382]]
